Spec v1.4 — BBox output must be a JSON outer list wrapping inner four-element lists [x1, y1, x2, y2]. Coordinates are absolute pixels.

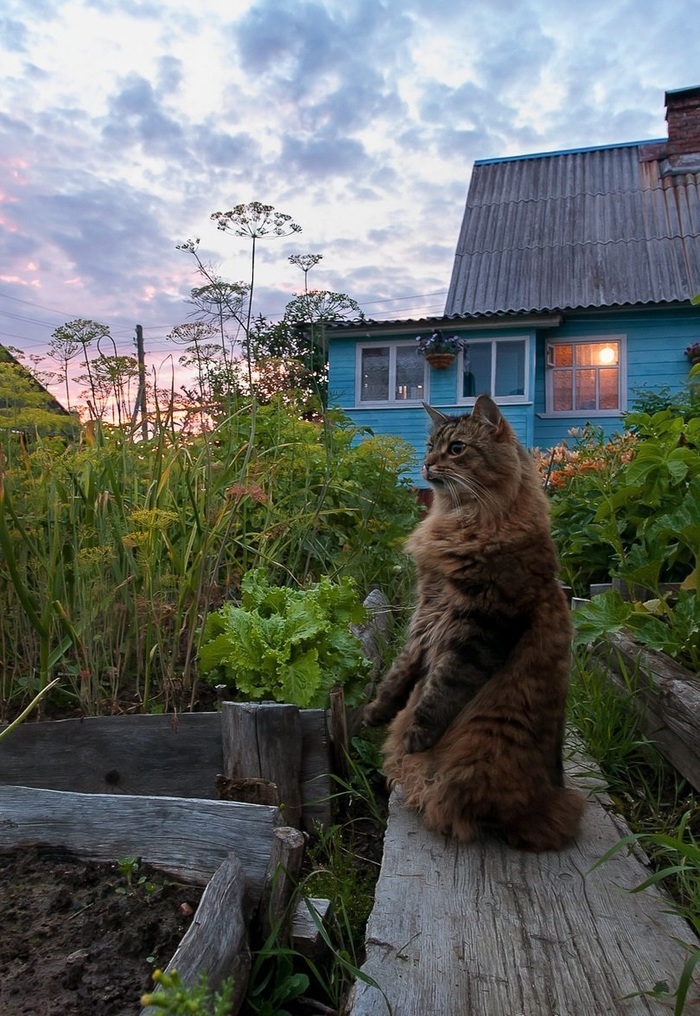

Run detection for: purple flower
[[416, 330, 463, 356]]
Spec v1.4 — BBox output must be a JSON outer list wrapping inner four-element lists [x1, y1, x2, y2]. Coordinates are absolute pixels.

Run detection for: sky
[[1, 0, 698, 402]]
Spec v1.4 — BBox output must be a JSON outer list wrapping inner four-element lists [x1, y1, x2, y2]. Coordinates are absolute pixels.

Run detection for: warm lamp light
[[599, 344, 616, 365]]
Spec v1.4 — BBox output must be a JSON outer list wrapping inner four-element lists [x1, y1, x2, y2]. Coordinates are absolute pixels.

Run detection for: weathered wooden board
[[222, 703, 303, 827], [141, 852, 250, 1016], [594, 630, 700, 791], [220, 703, 332, 831], [0, 708, 334, 826], [348, 783, 699, 1016], [0, 713, 223, 798], [300, 708, 332, 831], [0, 786, 280, 895]]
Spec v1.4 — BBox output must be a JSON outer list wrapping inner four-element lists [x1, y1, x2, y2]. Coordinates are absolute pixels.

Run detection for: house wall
[[328, 305, 699, 487], [532, 305, 699, 448]]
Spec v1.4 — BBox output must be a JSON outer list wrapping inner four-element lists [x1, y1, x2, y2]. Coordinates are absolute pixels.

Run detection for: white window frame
[[457, 337, 530, 405], [356, 341, 429, 406], [544, 335, 626, 417]]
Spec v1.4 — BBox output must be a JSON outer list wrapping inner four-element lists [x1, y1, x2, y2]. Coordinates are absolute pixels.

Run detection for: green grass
[[570, 648, 700, 1014]]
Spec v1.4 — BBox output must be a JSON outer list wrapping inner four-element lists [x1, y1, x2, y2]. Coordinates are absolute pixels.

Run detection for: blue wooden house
[[327, 85, 700, 486]]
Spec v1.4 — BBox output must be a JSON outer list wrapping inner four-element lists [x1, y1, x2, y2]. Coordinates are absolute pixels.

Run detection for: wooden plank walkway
[[348, 770, 699, 1016]]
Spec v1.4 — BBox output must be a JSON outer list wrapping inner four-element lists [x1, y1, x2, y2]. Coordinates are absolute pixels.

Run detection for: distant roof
[[444, 140, 700, 315]]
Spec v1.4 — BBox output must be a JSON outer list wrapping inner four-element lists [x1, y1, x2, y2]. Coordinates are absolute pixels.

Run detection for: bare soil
[[0, 844, 203, 1016]]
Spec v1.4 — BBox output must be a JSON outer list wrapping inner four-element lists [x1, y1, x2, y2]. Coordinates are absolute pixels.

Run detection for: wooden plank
[[0, 713, 223, 798], [299, 709, 332, 832], [291, 898, 333, 961], [348, 782, 699, 1016], [0, 786, 280, 895], [142, 853, 250, 1016], [594, 631, 700, 791], [221, 702, 303, 828]]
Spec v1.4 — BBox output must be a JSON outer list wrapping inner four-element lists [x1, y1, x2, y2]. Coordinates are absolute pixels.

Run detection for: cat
[[364, 395, 584, 851]]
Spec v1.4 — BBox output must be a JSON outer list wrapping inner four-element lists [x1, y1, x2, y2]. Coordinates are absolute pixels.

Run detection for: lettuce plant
[[198, 570, 372, 707]]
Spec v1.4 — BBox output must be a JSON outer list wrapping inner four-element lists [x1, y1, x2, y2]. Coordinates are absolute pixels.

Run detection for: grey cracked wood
[[347, 783, 699, 1016]]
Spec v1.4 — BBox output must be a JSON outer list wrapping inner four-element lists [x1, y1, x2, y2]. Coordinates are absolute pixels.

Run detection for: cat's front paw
[[363, 699, 394, 727], [403, 724, 437, 754]]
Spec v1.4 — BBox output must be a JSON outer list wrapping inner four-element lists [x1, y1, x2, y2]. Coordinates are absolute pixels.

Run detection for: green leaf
[[572, 591, 633, 647]]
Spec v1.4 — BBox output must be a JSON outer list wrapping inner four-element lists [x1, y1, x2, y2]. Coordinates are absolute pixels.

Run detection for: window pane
[[463, 343, 491, 397], [575, 368, 597, 410], [552, 344, 573, 367], [360, 348, 389, 401], [574, 343, 598, 366], [553, 369, 573, 411], [599, 367, 619, 410], [495, 341, 525, 396], [395, 347, 425, 401]]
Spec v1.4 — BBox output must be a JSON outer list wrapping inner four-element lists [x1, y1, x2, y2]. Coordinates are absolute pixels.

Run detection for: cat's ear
[[472, 394, 504, 433], [422, 402, 450, 426]]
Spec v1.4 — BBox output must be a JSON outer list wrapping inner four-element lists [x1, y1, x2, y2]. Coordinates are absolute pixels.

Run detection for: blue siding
[[532, 305, 699, 447], [328, 304, 700, 486], [328, 328, 537, 487]]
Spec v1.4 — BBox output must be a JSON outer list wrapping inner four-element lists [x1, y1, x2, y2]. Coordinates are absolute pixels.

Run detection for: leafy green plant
[[198, 570, 372, 707], [548, 406, 699, 598], [572, 589, 699, 672], [114, 855, 157, 897], [141, 968, 235, 1015]]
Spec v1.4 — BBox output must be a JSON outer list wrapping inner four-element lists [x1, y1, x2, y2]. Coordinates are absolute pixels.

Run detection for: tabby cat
[[364, 395, 584, 851]]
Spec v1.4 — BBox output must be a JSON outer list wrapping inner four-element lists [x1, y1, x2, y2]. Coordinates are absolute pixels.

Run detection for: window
[[358, 343, 427, 404], [546, 339, 622, 414], [459, 339, 527, 403]]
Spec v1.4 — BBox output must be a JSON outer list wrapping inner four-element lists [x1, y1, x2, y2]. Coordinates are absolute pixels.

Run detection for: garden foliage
[[0, 397, 418, 716], [544, 381, 699, 671]]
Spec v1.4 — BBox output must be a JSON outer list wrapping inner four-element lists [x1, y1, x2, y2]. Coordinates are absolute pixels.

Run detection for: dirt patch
[[0, 845, 203, 1016]]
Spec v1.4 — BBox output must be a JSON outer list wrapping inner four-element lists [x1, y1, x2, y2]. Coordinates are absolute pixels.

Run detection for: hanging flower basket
[[425, 352, 456, 369], [416, 330, 463, 369]]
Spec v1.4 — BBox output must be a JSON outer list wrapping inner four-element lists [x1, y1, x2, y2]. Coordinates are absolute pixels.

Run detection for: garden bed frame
[[0, 702, 339, 1013]]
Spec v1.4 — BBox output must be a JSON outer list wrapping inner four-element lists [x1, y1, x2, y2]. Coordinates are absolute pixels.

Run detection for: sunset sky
[[1, 0, 697, 398]]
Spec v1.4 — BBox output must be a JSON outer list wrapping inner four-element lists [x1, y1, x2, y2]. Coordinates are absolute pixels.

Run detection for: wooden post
[[291, 897, 333, 961], [221, 702, 303, 828], [255, 825, 306, 945], [329, 686, 349, 779]]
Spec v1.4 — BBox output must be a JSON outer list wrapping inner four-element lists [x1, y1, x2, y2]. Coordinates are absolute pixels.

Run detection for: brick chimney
[[665, 85, 700, 156]]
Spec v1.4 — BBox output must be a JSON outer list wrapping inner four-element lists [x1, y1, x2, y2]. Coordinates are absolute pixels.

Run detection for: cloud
[[102, 74, 185, 149]]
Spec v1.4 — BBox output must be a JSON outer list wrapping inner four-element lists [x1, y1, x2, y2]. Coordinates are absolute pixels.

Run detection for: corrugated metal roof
[[444, 142, 700, 315]]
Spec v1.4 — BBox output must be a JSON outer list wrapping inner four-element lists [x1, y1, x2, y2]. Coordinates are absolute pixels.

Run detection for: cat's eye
[[449, 441, 466, 455]]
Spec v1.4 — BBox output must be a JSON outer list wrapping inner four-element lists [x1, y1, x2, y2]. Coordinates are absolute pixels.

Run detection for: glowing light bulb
[[599, 345, 616, 365]]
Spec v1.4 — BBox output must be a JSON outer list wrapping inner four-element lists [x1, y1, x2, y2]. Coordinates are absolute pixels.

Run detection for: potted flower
[[684, 341, 700, 367], [416, 330, 463, 369]]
